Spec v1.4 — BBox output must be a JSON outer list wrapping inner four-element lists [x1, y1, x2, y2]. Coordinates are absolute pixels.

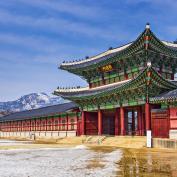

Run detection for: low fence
[[0, 131, 76, 140]]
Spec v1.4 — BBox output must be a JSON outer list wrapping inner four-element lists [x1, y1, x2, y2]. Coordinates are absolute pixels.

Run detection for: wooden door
[[151, 109, 169, 138], [85, 112, 98, 135], [102, 112, 115, 135]]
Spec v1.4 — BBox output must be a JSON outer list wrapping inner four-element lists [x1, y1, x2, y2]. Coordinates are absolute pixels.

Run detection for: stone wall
[[0, 131, 76, 140]]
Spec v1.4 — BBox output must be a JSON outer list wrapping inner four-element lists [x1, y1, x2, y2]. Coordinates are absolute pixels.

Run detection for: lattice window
[[120, 75, 124, 81], [115, 76, 120, 82], [105, 79, 110, 85], [110, 77, 115, 84], [70, 119, 75, 130], [61, 119, 66, 130], [55, 120, 58, 130], [48, 121, 52, 131], [166, 73, 172, 79]]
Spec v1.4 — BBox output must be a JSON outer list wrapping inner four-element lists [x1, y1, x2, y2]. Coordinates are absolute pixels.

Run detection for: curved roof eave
[[162, 41, 177, 49], [60, 42, 132, 67], [58, 24, 177, 75], [55, 66, 177, 101]]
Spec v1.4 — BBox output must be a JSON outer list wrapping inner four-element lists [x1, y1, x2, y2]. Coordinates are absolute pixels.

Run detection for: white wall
[[0, 131, 76, 139]]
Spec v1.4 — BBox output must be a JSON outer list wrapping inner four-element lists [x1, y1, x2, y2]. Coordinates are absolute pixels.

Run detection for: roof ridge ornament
[[147, 61, 151, 67], [146, 22, 150, 29]]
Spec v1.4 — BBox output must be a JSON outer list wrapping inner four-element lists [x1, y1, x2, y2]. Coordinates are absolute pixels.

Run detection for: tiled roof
[[150, 89, 177, 103], [55, 66, 177, 100], [54, 79, 130, 97], [60, 43, 132, 69], [0, 102, 78, 122], [60, 41, 177, 69]]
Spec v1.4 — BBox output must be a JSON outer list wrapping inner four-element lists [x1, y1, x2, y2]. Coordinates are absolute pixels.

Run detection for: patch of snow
[[73, 145, 88, 149], [0, 140, 122, 177]]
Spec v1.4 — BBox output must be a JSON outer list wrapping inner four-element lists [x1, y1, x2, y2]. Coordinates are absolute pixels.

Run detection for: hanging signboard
[[101, 64, 113, 72]]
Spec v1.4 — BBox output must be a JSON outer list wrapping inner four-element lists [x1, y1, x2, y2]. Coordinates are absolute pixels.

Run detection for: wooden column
[[81, 111, 85, 135], [45, 118, 47, 131], [120, 107, 125, 135], [98, 109, 102, 135], [40, 119, 42, 131], [76, 113, 79, 136], [10, 121, 11, 132], [21, 121, 22, 132], [66, 114, 69, 131], [145, 102, 151, 130], [115, 108, 119, 135]]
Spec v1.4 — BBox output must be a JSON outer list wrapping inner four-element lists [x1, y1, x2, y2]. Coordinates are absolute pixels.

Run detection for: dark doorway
[[85, 112, 98, 135], [125, 109, 138, 135], [102, 111, 115, 135]]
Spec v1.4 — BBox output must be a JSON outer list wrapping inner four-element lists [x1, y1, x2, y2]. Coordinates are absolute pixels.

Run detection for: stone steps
[[102, 136, 146, 148], [84, 136, 106, 144]]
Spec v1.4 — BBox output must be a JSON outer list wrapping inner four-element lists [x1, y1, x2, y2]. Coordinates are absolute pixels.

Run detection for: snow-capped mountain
[[0, 93, 68, 113]]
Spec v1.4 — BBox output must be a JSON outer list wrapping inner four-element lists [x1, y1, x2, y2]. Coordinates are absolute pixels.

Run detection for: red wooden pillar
[[33, 120, 35, 131], [29, 120, 31, 132], [120, 107, 125, 135], [38, 119, 40, 131], [98, 109, 102, 135], [66, 114, 69, 131], [45, 118, 47, 131], [145, 102, 151, 130], [9, 121, 11, 132], [115, 108, 119, 135], [20, 121, 22, 132], [76, 113, 79, 136], [81, 111, 85, 135], [59, 117, 61, 131]]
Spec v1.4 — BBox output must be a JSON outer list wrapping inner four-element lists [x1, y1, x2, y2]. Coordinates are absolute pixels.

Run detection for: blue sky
[[0, 0, 177, 101]]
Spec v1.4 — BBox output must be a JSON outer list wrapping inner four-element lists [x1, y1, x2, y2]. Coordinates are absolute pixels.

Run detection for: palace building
[[1, 23, 177, 139], [54, 23, 177, 139]]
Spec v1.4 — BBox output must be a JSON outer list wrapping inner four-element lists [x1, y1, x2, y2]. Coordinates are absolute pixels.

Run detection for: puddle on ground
[[116, 148, 177, 177]]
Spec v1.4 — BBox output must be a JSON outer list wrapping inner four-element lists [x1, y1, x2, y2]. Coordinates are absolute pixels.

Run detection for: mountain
[[0, 93, 68, 114]]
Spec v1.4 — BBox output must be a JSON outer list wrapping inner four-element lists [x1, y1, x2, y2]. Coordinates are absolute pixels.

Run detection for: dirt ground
[[88, 145, 177, 177], [1, 139, 177, 177], [0, 140, 121, 177]]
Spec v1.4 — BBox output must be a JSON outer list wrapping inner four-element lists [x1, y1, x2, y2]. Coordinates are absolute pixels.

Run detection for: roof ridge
[[1, 102, 74, 118]]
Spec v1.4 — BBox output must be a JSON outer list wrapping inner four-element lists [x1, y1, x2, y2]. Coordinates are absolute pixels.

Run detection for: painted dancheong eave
[[54, 66, 177, 100], [60, 41, 177, 69], [60, 43, 132, 67], [59, 24, 177, 76], [54, 79, 130, 96]]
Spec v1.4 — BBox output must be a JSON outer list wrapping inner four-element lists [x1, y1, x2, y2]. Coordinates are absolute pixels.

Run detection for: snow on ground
[[0, 140, 32, 146], [0, 140, 122, 177]]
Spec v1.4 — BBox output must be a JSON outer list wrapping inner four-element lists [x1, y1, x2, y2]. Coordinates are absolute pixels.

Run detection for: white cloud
[[0, 32, 102, 64], [9, 0, 101, 19], [0, 8, 131, 41]]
